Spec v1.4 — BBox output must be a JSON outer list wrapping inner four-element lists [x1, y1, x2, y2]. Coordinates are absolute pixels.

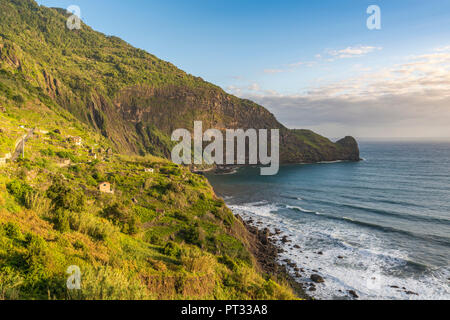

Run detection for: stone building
[[99, 182, 114, 194]]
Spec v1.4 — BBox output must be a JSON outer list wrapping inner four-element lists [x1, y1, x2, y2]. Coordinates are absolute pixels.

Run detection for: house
[[144, 168, 154, 173], [99, 182, 114, 194], [106, 147, 113, 156], [57, 159, 71, 168], [0, 153, 11, 166], [68, 136, 82, 146], [89, 151, 97, 160]]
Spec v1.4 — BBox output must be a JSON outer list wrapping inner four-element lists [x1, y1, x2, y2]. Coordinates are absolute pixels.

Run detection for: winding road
[[11, 129, 34, 162]]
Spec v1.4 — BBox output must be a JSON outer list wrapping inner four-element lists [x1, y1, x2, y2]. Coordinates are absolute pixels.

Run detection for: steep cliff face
[[0, 0, 360, 163]]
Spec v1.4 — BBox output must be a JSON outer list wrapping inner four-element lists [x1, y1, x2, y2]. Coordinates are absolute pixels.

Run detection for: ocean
[[206, 140, 450, 300]]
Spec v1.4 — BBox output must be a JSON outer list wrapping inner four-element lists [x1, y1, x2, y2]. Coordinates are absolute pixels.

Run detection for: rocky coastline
[[235, 214, 312, 300]]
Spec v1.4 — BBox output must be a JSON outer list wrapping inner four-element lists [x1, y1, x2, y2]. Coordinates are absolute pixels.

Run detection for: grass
[[0, 95, 298, 300]]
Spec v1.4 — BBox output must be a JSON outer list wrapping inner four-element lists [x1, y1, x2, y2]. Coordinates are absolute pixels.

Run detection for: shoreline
[[235, 214, 312, 300]]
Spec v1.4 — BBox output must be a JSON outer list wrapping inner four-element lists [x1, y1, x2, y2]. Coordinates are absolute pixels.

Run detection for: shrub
[[24, 233, 48, 273], [6, 180, 34, 208], [12, 94, 25, 105], [3, 222, 22, 239], [0, 267, 23, 300], [40, 148, 55, 156], [101, 203, 138, 235], [55, 151, 76, 162], [24, 192, 52, 216], [46, 179, 86, 212], [53, 208, 70, 233], [181, 248, 215, 274], [173, 211, 189, 222], [180, 223, 205, 247], [218, 255, 238, 272], [163, 241, 181, 258], [68, 266, 150, 300], [68, 211, 114, 241]]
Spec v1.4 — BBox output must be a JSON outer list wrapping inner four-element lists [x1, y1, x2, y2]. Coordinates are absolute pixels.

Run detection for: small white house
[[0, 153, 10, 166], [144, 168, 154, 173], [68, 136, 83, 146], [99, 182, 114, 194]]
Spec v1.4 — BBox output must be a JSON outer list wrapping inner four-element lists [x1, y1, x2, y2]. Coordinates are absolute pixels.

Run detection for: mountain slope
[[0, 0, 359, 163], [0, 45, 301, 300]]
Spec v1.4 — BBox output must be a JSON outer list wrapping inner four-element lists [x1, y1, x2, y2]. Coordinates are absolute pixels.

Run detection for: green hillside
[[0, 74, 299, 299], [0, 0, 358, 300], [0, 0, 359, 162]]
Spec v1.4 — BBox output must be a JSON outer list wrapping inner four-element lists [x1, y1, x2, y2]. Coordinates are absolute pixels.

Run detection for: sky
[[36, 0, 450, 138]]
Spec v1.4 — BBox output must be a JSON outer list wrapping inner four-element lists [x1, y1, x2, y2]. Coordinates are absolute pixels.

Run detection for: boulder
[[348, 290, 359, 299], [310, 274, 324, 283]]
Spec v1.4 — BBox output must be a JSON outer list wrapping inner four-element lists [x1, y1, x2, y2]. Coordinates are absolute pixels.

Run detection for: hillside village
[[0, 124, 157, 194], [0, 103, 298, 300]]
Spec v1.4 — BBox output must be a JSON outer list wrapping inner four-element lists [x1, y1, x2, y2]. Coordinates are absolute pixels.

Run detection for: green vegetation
[[0, 91, 297, 300], [0, 0, 358, 300], [0, 0, 358, 163]]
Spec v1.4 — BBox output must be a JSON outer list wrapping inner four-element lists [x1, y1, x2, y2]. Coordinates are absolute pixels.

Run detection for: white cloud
[[229, 47, 450, 138], [248, 83, 261, 91], [327, 45, 382, 59], [264, 69, 284, 74], [435, 45, 450, 52]]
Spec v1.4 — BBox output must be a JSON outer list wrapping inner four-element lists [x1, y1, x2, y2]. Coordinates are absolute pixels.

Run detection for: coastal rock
[[348, 290, 359, 299], [310, 274, 325, 283], [259, 228, 270, 245], [335, 136, 361, 161]]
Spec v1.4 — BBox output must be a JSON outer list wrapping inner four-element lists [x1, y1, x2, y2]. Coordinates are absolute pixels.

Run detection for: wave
[[286, 205, 320, 215], [281, 202, 450, 247], [340, 217, 450, 247], [226, 199, 450, 300], [280, 195, 303, 201], [340, 203, 450, 225], [303, 197, 450, 226]]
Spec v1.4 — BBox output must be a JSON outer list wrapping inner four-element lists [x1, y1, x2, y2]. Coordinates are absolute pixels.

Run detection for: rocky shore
[[236, 214, 425, 300], [235, 214, 312, 300]]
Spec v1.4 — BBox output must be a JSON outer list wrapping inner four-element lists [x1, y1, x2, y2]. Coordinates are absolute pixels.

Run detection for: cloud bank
[[227, 47, 450, 138]]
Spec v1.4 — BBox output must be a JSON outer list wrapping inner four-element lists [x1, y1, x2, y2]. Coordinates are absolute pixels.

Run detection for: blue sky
[[36, 0, 450, 138]]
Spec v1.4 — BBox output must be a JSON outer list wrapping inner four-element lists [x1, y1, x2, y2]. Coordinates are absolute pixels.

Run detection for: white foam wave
[[227, 200, 450, 300], [286, 205, 320, 215]]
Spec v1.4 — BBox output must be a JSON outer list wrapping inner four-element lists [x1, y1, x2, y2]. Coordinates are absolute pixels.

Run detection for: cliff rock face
[[0, 0, 360, 163]]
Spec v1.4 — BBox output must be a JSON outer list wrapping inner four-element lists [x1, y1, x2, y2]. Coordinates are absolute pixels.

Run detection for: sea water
[[206, 140, 450, 300]]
